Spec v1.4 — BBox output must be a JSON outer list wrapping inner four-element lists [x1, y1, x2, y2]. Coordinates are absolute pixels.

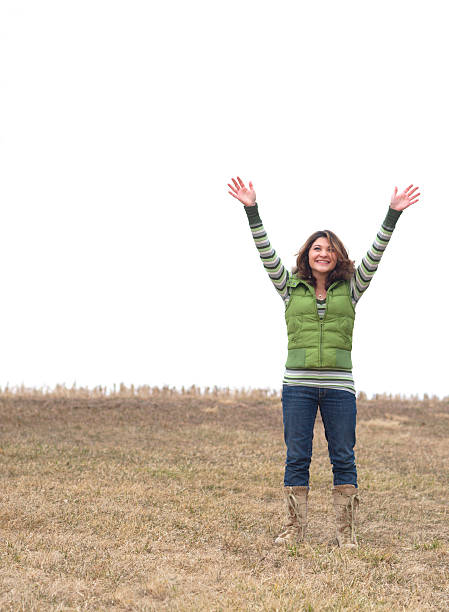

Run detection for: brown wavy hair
[[292, 230, 355, 288]]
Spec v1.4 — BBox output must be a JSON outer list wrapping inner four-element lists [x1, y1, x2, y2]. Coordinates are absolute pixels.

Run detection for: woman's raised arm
[[350, 184, 420, 305], [227, 176, 289, 304]]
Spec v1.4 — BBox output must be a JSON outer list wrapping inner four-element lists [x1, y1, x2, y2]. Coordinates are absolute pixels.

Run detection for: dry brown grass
[[1, 387, 448, 610]]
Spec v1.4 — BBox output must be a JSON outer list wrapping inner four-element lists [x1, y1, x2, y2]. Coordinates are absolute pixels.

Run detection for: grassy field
[[1, 387, 448, 611]]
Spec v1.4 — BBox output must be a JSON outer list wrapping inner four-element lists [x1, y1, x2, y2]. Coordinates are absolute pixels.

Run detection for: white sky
[[0, 1, 447, 397]]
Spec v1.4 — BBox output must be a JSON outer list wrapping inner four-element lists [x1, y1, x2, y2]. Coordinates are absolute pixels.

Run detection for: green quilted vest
[[285, 277, 355, 370]]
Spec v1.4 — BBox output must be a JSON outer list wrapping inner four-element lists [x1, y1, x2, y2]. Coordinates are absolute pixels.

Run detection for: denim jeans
[[282, 384, 357, 487]]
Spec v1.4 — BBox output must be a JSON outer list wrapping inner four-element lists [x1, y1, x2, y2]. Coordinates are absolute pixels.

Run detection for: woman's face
[[308, 237, 338, 277]]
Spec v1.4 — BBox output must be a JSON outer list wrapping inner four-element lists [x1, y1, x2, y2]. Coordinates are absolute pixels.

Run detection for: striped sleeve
[[244, 203, 290, 303], [351, 207, 402, 305]]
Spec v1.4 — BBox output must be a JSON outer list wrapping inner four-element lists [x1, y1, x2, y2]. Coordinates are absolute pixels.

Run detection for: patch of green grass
[[414, 538, 442, 551]]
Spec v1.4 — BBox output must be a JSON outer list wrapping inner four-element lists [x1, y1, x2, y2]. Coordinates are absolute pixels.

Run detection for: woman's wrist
[[385, 206, 402, 229], [244, 202, 261, 223]]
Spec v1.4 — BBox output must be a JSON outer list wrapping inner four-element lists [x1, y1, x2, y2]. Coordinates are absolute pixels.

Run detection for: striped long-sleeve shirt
[[245, 204, 402, 394]]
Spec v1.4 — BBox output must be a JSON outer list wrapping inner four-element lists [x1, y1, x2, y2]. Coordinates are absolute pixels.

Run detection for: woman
[[227, 177, 420, 548]]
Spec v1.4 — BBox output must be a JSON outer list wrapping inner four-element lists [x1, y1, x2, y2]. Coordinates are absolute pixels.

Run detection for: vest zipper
[[319, 320, 323, 366], [316, 281, 338, 368]]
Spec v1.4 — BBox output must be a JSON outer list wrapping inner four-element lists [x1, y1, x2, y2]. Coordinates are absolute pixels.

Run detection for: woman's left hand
[[390, 185, 420, 211]]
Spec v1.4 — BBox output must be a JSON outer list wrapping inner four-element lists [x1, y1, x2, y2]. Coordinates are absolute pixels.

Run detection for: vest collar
[[286, 276, 311, 289], [286, 276, 345, 291]]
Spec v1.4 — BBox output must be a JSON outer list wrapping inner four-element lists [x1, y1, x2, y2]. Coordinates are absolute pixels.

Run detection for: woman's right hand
[[227, 176, 256, 207]]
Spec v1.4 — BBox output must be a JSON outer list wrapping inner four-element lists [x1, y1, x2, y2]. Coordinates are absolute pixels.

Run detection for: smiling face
[[294, 229, 354, 286], [308, 236, 338, 278]]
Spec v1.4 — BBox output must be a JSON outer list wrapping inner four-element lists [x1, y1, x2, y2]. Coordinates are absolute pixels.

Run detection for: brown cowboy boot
[[332, 484, 359, 548], [274, 486, 308, 546]]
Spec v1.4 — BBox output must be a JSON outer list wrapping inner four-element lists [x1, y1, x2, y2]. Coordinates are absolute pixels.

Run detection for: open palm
[[390, 185, 420, 211], [227, 176, 256, 207]]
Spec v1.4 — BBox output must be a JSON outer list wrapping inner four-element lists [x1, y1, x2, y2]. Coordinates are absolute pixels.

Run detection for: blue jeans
[[282, 385, 357, 487]]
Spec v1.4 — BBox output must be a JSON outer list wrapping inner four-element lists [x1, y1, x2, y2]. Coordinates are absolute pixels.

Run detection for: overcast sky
[[0, 1, 447, 397]]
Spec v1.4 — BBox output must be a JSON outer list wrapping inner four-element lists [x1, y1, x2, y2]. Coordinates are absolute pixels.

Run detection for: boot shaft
[[285, 486, 308, 524]]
